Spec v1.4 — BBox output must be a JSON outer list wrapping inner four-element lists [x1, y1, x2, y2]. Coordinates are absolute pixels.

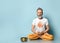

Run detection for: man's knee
[[28, 34, 39, 40], [41, 33, 54, 40]]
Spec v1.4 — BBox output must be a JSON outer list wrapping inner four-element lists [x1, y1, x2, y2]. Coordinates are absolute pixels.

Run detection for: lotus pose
[[28, 8, 53, 40]]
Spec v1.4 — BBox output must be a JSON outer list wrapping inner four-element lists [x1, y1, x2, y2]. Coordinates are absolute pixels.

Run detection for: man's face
[[37, 10, 43, 16]]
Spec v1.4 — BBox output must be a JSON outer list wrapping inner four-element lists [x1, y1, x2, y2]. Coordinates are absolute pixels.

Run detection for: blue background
[[0, 0, 60, 43]]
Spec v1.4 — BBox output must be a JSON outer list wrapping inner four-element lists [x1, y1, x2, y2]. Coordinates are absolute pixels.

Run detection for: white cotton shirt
[[32, 18, 48, 33]]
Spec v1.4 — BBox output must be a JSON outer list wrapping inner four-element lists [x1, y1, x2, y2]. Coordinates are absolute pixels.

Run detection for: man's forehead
[[37, 10, 42, 12]]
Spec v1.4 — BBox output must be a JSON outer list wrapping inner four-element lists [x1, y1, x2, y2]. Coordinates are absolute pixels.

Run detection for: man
[[28, 8, 53, 40]]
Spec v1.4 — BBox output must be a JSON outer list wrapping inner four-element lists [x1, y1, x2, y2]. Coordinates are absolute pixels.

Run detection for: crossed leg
[[28, 33, 53, 40]]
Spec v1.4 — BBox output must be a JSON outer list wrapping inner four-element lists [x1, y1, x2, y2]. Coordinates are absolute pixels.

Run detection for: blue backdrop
[[0, 0, 60, 43]]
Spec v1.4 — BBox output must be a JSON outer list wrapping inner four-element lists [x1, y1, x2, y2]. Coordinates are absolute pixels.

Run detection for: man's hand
[[36, 32, 43, 35], [40, 31, 44, 35], [38, 31, 47, 35]]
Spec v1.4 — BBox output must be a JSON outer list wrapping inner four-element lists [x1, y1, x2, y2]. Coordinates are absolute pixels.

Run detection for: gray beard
[[38, 16, 42, 19]]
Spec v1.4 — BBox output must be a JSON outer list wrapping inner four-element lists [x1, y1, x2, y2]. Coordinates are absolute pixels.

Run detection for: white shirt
[[32, 17, 48, 33]]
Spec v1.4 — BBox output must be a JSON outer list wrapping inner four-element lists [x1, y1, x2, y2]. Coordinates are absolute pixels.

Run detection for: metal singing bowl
[[20, 37, 28, 42]]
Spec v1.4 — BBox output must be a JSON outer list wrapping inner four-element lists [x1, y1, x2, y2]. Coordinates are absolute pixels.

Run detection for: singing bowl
[[20, 37, 28, 42]]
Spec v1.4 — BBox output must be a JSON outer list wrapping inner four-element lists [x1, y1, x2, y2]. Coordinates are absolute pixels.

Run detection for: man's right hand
[[33, 31, 40, 34], [36, 32, 44, 35]]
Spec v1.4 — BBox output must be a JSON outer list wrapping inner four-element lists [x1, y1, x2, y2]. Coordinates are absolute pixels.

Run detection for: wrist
[[44, 31, 48, 33]]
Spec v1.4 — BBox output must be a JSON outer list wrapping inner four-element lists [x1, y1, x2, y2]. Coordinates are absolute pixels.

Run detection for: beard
[[37, 15, 42, 19], [37, 14, 43, 19]]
